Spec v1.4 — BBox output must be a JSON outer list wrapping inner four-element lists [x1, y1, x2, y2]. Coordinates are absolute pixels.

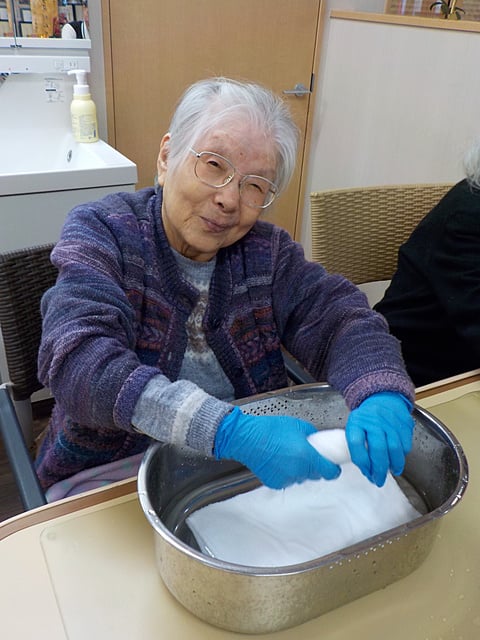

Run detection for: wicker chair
[[310, 183, 453, 285], [0, 244, 57, 510]]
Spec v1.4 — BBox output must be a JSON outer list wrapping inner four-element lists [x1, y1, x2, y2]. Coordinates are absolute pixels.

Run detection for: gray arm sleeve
[[131, 374, 233, 455]]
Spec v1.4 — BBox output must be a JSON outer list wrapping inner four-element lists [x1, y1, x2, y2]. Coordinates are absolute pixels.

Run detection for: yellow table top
[[1, 376, 480, 639]]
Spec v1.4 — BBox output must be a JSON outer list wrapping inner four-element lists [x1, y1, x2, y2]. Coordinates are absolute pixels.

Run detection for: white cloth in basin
[[187, 429, 421, 567]]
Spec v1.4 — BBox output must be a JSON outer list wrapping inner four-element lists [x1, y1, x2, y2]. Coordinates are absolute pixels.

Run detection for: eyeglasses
[[189, 148, 278, 209]]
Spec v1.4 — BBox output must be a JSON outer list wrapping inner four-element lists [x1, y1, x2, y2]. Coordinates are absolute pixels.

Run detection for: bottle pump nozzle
[[68, 69, 90, 96]]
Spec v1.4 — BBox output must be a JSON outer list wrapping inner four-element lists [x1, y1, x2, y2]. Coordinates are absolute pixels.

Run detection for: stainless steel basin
[[138, 383, 468, 634]]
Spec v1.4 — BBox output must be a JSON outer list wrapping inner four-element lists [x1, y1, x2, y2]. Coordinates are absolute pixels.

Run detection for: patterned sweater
[[35, 188, 414, 489]]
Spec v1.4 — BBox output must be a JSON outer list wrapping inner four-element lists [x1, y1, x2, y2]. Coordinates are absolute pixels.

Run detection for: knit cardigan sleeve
[[267, 225, 415, 409], [37, 190, 232, 449]]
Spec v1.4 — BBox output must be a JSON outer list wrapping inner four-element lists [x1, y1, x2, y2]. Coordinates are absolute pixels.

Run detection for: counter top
[[1, 377, 479, 639]]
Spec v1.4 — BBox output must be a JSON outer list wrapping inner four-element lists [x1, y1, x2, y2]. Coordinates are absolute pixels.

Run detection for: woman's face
[[157, 122, 277, 262]]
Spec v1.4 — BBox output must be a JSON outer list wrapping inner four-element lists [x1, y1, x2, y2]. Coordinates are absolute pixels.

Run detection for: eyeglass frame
[[189, 148, 278, 209]]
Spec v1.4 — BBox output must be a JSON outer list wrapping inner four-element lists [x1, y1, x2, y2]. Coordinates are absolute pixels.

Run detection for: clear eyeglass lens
[[240, 177, 276, 208], [195, 152, 234, 188], [194, 151, 276, 208]]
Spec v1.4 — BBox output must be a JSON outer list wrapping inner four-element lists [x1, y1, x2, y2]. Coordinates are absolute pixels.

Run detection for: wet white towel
[[187, 429, 421, 567]]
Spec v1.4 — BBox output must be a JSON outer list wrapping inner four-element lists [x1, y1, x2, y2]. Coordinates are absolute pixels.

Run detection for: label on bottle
[[71, 113, 98, 143]]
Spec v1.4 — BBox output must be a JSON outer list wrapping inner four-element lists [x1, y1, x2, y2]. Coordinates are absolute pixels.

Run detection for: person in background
[[36, 77, 414, 500], [374, 142, 480, 387], [61, 19, 89, 39], [61, 0, 89, 39]]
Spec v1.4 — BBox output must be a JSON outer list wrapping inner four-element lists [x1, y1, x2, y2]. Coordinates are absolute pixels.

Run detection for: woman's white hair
[[464, 138, 480, 189], [165, 77, 299, 194]]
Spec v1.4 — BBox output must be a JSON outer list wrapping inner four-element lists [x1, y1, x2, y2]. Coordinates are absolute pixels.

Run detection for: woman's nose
[[214, 178, 241, 210]]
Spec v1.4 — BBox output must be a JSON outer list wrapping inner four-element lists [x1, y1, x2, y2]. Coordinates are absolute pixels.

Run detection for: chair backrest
[[0, 244, 57, 401], [310, 183, 453, 284]]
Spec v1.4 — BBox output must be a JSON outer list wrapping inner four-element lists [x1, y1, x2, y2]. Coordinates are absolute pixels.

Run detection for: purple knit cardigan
[[35, 188, 414, 489]]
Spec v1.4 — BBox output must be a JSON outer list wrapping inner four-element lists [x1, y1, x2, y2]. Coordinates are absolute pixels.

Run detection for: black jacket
[[374, 179, 480, 386]]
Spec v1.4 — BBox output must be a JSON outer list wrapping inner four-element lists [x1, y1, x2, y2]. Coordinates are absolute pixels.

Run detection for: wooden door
[[102, 0, 323, 238]]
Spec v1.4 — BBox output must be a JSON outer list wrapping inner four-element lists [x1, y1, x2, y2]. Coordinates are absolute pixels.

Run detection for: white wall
[[86, 1, 478, 256], [301, 11, 480, 254]]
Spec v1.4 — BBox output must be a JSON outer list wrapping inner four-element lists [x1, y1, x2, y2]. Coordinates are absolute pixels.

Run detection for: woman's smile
[[199, 214, 235, 233]]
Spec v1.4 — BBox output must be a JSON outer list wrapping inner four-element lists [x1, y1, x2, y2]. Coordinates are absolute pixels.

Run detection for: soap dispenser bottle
[[68, 69, 99, 143]]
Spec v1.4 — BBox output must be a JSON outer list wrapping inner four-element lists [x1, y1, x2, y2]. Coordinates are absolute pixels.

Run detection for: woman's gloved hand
[[214, 407, 341, 490], [345, 392, 414, 488]]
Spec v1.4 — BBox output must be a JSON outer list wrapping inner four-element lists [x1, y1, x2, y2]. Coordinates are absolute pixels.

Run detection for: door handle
[[282, 83, 312, 97]]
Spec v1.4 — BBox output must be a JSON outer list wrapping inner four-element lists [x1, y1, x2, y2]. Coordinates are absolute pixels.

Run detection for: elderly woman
[[36, 77, 414, 499]]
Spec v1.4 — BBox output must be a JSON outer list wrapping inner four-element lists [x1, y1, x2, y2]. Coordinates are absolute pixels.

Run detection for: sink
[[0, 131, 137, 196], [0, 131, 138, 252]]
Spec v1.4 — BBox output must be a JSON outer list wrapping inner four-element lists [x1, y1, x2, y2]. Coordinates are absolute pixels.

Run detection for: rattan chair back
[[0, 244, 57, 401], [310, 183, 453, 284]]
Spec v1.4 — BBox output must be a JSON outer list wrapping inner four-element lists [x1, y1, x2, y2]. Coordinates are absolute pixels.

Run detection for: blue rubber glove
[[345, 392, 414, 488], [214, 407, 341, 489]]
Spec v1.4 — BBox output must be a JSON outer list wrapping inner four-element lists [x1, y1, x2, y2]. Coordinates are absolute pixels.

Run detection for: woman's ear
[[156, 133, 171, 186]]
